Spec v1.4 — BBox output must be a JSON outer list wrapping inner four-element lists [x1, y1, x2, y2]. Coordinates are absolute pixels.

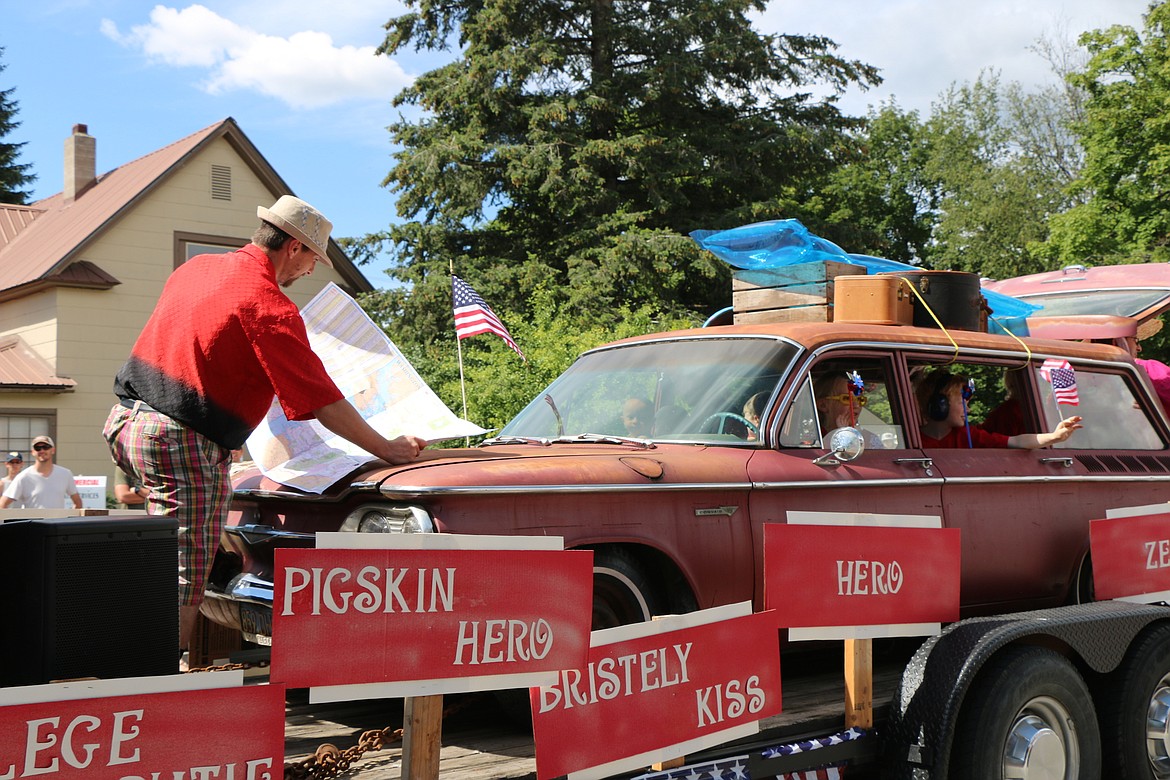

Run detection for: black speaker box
[[0, 515, 179, 686]]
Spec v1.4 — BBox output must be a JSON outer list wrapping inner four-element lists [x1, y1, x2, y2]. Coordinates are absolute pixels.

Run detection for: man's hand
[[383, 435, 428, 465]]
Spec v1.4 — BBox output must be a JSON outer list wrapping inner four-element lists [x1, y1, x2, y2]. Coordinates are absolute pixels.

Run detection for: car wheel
[[1099, 622, 1170, 779], [951, 645, 1101, 780], [592, 547, 660, 630]]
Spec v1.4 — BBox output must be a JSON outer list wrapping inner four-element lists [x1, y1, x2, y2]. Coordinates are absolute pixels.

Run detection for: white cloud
[[101, 4, 413, 110]]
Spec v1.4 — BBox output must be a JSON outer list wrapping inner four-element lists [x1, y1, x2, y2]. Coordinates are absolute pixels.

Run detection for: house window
[[173, 231, 246, 268], [0, 412, 54, 462]]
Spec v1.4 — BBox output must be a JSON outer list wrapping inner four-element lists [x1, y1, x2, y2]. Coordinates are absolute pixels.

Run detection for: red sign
[[272, 545, 593, 694], [1091, 511, 1170, 601], [530, 604, 781, 780], [764, 522, 960, 638], [0, 675, 283, 780]]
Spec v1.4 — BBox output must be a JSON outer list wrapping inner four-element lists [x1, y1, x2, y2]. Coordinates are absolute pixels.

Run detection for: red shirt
[[114, 245, 343, 448], [920, 424, 1009, 449]]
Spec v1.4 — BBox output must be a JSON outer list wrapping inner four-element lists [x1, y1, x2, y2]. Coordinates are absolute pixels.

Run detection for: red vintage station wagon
[[201, 319, 1170, 645]]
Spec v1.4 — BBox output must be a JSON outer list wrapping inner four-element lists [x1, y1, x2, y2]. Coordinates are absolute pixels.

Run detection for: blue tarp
[[691, 219, 1040, 336]]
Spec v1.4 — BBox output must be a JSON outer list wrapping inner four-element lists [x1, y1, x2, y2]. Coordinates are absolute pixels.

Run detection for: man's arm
[[0, 496, 12, 509], [314, 399, 427, 465], [71, 492, 83, 509]]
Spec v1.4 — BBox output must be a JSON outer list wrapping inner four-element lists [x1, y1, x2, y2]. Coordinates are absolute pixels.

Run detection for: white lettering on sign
[[281, 567, 455, 616], [119, 757, 274, 780], [1145, 540, 1170, 570], [694, 676, 766, 728], [836, 560, 904, 596], [537, 643, 692, 713], [0, 710, 143, 778], [453, 619, 555, 665]]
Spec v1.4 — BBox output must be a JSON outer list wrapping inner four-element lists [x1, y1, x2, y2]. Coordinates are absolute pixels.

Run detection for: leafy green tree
[[1045, 1, 1170, 264], [368, 0, 880, 343], [922, 72, 1070, 279], [815, 101, 939, 264], [0, 48, 35, 205]]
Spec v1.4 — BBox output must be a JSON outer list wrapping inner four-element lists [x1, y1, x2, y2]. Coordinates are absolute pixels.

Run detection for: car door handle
[[894, 457, 934, 469], [1040, 457, 1074, 467]]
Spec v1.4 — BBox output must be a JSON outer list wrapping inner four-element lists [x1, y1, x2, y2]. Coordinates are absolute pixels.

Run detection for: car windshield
[[498, 337, 799, 442], [1023, 289, 1170, 318]]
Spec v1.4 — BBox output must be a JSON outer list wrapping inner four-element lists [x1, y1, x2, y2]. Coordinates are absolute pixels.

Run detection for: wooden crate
[[732, 260, 866, 324], [189, 612, 243, 668]]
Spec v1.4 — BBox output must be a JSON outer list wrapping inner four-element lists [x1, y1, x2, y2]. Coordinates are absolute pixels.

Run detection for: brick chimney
[[64, 124, 96, 204]]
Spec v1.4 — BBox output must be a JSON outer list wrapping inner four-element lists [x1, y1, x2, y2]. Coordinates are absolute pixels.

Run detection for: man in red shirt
[[104, 195, 427, 655]]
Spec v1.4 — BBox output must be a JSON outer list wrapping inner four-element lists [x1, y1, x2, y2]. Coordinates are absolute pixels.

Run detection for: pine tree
[[365, 0, 879, 343], [0, 48, 35, 205]]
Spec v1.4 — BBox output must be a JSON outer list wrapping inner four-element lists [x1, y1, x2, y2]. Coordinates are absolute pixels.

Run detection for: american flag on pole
[[1039, 359, 1079, 406], [452, 275, 525, 361]]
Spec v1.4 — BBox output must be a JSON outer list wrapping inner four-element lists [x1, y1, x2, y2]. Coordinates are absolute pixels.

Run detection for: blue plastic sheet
[[691, 220, 1040, 336]]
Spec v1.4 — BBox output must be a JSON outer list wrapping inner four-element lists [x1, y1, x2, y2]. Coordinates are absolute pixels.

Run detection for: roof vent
[[64, 124, 96, 204], [210, 164, 232, 201]]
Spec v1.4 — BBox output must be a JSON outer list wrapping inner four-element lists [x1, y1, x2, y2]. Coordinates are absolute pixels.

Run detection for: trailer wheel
[[1099, 622, 1170, 779], [951, 645, 1100, 780], [592, 548, 659, 629]]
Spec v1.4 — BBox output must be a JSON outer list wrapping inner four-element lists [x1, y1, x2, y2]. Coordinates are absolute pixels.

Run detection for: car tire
[[1098, 622, 1170, 779], [592, 547, 661, 630], [950, 645, 1101, 780]]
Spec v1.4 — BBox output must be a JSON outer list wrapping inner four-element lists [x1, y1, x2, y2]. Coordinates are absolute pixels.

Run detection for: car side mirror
[[813, 427, 865, 468]]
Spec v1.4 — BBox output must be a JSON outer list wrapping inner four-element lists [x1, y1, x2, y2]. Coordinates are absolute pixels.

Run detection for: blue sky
[[2, 1, 1152, 288]]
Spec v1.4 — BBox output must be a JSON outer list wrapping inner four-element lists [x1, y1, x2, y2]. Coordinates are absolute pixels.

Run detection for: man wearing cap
[[0, 450, 23, 496], [0, 436, 83, 510], [103, 195, 427, 654]]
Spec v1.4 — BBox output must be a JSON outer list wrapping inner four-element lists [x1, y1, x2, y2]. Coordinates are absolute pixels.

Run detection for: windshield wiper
[[550, 433, 655, 449], [480, 435, 552, 447]]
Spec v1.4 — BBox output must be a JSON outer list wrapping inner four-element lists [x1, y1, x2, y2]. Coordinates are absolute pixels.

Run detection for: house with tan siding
[[0, 118, 373, 502]]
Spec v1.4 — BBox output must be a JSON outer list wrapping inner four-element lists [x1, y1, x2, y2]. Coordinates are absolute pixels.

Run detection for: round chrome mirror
[[826, 427, 865, 462]]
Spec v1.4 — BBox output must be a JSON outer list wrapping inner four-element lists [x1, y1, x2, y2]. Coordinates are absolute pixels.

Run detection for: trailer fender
[[882, 601, 1170, 779]]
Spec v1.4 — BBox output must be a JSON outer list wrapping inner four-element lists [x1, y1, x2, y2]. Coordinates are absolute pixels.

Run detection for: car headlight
[[340, 504, 434, 534]]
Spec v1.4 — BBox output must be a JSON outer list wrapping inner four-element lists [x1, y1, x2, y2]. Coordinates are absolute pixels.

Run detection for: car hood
[[233, 442, 753, 500], [983, 263, 1170, 323]]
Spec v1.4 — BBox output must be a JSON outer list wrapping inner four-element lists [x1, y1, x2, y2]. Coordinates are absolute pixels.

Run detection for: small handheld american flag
[[1039, 359, 1079, 406]]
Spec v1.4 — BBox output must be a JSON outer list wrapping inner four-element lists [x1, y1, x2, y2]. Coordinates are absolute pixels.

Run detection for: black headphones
[[926, 372, 952, 421]]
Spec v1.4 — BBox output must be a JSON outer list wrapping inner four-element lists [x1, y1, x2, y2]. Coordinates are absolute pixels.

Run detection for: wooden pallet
[[732, 260, 866, 325]]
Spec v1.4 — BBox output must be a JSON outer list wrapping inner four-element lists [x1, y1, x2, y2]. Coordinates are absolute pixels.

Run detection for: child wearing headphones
[[915, 368, 1082, 449]]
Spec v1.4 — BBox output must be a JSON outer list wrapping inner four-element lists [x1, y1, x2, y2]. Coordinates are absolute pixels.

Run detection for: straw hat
[[257, 196, 334, 268], [1137, 318, 1164, 341]]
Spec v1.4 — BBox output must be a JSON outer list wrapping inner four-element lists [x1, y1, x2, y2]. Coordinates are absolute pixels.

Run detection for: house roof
[[0, 336, 76, 392], [0, 117, 373, 296]]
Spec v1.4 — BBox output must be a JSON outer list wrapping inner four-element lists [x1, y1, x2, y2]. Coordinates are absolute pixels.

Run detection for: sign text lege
[[763, 522, 960, 634], [272, 547, 593, 690], [530, 607, 781, 780], [1091, 511, 1170, 602], [0, 682, 284, 780]]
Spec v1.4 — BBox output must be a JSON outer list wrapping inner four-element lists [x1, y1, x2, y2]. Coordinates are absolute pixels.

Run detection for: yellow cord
[[896, 276, 960, 364]]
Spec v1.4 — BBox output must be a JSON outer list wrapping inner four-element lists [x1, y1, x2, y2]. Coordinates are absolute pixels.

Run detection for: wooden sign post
[[403, 694, 444, 780], [844, 637, 873, 728]]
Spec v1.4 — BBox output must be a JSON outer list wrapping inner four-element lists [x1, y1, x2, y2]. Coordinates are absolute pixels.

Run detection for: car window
[[1039, 368, 1164, 450], [499, 337, 799, 442], [908, 359, 1029, 447], [779, 358, 904, 449], [1022, 290, 1170, 319]]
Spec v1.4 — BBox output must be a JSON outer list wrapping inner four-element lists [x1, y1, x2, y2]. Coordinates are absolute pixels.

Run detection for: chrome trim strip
[[233, 484, 379, 501], [753, 478, 944, 489], [380, 481, 754, 498], [224, 525, 315, 541]]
